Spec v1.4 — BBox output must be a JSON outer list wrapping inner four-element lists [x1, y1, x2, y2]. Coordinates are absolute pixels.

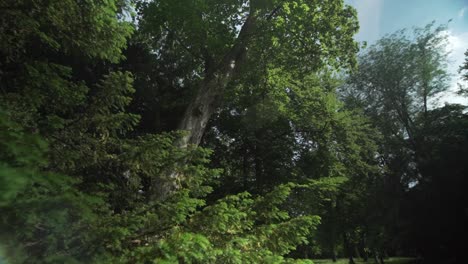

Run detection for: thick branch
[[177, 14, 257, 148], [163, 25, 204, 61], [155, 14, 257, 200]]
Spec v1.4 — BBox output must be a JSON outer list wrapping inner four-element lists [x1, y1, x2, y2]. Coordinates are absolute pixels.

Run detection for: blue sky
[[345, 0, 468, 105]]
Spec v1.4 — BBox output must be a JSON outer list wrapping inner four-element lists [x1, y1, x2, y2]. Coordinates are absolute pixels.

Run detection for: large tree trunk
[[373, 249, 379, 264], [361, 231, 369, 262], [154, 15, 257, 200], [332, 250, 337, 262], [344, 233, 356, 264], [177, 15, 256, 148], [330, 202, 338, 262]]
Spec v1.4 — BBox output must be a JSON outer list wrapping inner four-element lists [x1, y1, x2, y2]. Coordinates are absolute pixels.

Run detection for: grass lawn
[[313, 257, 416, 264]]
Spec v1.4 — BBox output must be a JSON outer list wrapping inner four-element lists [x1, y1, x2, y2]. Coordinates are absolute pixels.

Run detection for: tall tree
[[1, 1, 363, 262], [137, 0, 359, 147], [202, 64, 381, 261], [458, 49, 468, 96], [342, 23, 466, 262], [412, 22, 450, 117], [342, 22, 450, 169]]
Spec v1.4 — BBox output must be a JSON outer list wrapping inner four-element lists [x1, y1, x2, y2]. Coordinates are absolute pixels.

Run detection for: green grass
[[313, 257, 416, 264]]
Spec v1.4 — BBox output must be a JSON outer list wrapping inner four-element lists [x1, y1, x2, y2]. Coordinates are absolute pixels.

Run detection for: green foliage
[[0, 0, 133, 63], [343, 22, 450, 132], [265, 0, 359, 71], [204, 57, 380, 260], [1, 0, 420, 263], [0, 110, 47, 202], [128, 184, 321, 263], [0, 2, 138, 259], [135, 0, 359, 101], [0, 110, 107, 263], [2, 96, 324, 263], [1, 1, 340, 261], [342, 22, 468, 262], [458, 49, 468, 96]]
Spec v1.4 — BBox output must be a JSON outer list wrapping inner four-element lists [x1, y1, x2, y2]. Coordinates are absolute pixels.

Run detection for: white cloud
[[458, 7, 466, 19], [437, 30, 468, 105]]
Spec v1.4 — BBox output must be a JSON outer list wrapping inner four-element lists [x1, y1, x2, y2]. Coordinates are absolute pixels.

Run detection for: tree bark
[[373, 249, 379, 264], [330, 202, 338, 262], [154, 15, 257, 200], [177, 15, 256, 148], [354, 245, 361, 259], [344, 233, 356, 264], [361, 232, 369, 262], [332, 251, 337, 262]]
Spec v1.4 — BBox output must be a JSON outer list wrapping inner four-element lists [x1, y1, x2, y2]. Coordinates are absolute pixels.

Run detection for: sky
[[345, 0, 468, 105]]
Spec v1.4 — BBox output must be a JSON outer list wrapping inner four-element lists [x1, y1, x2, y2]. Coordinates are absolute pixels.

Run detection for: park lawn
[[313, 257, 416, 264]]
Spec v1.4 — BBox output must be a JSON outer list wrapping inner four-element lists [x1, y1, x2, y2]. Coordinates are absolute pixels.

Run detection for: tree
[[458, 49, 468, 96], [412, 22, 450, 117], [401, 105, 468, 263], [136, 0, 359, 147], [1, 1, 354, 262], [343, 22, 449, 147], [201, 64, 380, 262], [342, 23, 466, 262]]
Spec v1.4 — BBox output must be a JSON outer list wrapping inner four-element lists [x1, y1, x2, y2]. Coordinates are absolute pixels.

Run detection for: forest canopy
[[0, 0, 467, 263]]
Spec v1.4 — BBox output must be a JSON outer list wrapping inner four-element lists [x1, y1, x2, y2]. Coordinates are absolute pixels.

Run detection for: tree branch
[[266, 4, 284, 21], [162, 25, 204, 62]]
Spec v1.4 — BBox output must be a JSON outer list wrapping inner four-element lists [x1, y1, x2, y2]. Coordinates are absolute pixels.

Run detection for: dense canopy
[[0, 0, 466, 263]]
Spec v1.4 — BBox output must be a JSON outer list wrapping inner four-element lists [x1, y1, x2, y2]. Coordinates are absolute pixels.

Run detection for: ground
[[313, 257, 416, 264]]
